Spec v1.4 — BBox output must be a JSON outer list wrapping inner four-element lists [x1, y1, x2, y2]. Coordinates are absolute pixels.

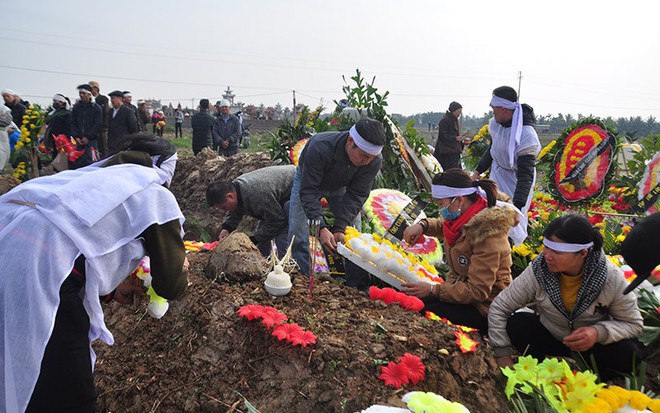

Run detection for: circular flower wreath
[[363, 189, 443, 265], [289, 138, 309, 166], [638, 152, 660, 215], [542, 118, 619, 207]]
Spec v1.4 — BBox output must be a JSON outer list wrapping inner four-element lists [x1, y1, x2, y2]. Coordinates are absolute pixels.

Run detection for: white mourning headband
[[543, 238, 593, 253], [349, 124, 383, 156]]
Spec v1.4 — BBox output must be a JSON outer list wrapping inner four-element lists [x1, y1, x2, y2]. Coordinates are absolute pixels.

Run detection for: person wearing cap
[[287, 118, 386, 289], [122, 91, 139, 123], [71, 84, 103, 153], [401, 169, 516, 332], [472, 86, 540, 230], [621, 212, 660, 294], [0, 132, 188, 412], [191, 99, 215, 154], [211, 99, 241, 156], [488, 213, 643, 380], [88, 81, 110, 156], [2, 89, 27, 126], [137, 100, 151, 132], [107, 90, 138, 153], [42, 94, 73, 158], [434, 101, 465, 171]]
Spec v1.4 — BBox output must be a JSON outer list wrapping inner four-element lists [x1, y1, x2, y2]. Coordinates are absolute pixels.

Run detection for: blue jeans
[[287, 168, 370, 289]]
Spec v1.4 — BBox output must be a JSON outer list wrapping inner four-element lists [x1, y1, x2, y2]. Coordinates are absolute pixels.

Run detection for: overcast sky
[[2, 0, 659, 119]]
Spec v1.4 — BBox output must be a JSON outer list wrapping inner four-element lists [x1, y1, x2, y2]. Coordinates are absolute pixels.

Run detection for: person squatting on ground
[[0, 133, 188, 412], [488, 214, 643, 381], [207, 164, 296, 257], [401, 169, 516, 332], [473, 86, 540, 230], [191, 99, 215, 155], [434, 101, 464, 171], [212, 99, 241, 157], [288, 117, 386, 290]]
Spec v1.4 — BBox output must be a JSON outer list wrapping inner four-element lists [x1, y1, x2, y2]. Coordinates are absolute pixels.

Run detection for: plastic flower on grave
[[377, 287, 398, 305], [260, 310, 288, 327], [398, 295, 424, 312], [558, 370, 604, 412], [512, 355, 539, 382], [536, 358, 569, 387], [629, 391, 652, 411], [425, 311, 477, 333], [237, 304, 266, 320], [398, 353, 425, 384], [289, 329, 317, 347], [454, 331, 478, 353], [378, 361, 411, 388], [272, 323, 303, 341], [404, 392, 470, 413]]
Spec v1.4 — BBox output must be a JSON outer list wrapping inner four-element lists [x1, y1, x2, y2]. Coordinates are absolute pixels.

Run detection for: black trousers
[[26, 274, 96, 413], [175, 122, 183, 138], [422, 299, 488, 333], [434, 153, 461, 171], [506, 312, 641, 381]]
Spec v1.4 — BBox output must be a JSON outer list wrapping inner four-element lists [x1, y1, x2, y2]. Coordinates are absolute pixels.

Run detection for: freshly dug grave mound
[[170, 150, 275, 240], [94, 251, 508, 413], [205, 232, 267, 282]]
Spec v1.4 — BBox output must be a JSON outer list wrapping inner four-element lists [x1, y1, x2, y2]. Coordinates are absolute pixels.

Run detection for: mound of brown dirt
[[94, 251, 508, 412], [170, 150, 275, 240], [0, 175, 21, 196], [205, 232, 267, 282]]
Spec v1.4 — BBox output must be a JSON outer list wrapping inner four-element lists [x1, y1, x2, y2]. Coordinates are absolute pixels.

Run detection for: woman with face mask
[[401, 168, 517, 332]]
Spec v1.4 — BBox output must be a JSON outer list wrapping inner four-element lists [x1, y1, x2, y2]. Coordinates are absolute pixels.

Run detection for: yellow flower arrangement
[[537, 139, 557, 160], [582, 386, 659, 412]]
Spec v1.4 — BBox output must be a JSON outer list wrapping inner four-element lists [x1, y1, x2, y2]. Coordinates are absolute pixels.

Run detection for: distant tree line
[[394, 111, 660, 139]]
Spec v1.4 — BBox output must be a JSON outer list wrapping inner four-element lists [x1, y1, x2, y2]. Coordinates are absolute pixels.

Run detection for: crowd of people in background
[[0, 83, 250, 172]]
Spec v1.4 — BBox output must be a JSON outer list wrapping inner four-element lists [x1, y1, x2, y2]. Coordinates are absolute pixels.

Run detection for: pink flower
[[378, 361, 411, 388], [272, 323, 303, 341]]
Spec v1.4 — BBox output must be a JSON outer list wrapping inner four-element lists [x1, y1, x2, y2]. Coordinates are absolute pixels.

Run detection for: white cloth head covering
[[490, 95, 523, 166], [431, 184, 481, 199], [543, 238, 593, 252], [1, 89, 17, 96], [349, 124, 383, 156]]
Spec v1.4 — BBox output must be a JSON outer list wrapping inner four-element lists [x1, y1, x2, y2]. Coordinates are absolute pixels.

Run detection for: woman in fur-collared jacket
[[488, 214, 643, 380], [402, 169, 516, 332]]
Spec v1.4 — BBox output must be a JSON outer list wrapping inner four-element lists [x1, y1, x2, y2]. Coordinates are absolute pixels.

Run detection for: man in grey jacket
[[207, 165, 296, 257], [212, 99, 241, 157], [288, 118, 386, 289]]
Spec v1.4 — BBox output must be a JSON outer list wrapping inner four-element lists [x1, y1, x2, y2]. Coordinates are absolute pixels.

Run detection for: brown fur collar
[[462, 206, 516, 246]]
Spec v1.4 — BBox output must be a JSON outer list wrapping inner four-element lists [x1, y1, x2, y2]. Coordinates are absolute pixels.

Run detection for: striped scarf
[[532, 249, 608, 321]]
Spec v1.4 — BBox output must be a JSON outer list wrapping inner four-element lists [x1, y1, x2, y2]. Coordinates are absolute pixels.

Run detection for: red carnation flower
[[397, 295, 424, 312], [369, 286, 383, 300], [236, 304, 265, 320], [398, 353, 425, 384], [378, 361, 411, 388], [379, 287, 398, 305], [260, 311, 288, 327], [272, 323, 303, 341], [289, 329, 317, 347]]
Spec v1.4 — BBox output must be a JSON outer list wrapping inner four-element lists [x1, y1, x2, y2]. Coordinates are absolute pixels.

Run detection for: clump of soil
[[170, 150, 275, 240], [94, 250, 508, 413], [205, 232, 267, 282], [0, 174, 21, 196]]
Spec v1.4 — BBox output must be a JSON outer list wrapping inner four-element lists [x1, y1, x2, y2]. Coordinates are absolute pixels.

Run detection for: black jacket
[[107, 105, 138, 152], [212, 114, 241, 149], [298, 131, 382, 232], [6, 101, 27, 126], [71, 100, 103, 140], [191, 110, 215, 154], [434, 111, 462, 155], [94, 95, 110, 129]]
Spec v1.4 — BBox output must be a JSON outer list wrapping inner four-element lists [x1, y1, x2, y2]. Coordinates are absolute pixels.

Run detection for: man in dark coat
[[433, 101, 464, 171], [207, 165, 296, 257], [191, 99, 215, 155], [71, 84, 103, 151], [89, 81, 110, 156], [107, 90, 138, 153], [2, 89, 27, 126], [212, 99, 241, 157], [288, 118, 386, 290]]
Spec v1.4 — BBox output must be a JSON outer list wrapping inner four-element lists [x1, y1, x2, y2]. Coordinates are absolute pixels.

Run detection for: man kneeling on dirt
[[207, 164, 296, 257], [288, 117, 386, 290]]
